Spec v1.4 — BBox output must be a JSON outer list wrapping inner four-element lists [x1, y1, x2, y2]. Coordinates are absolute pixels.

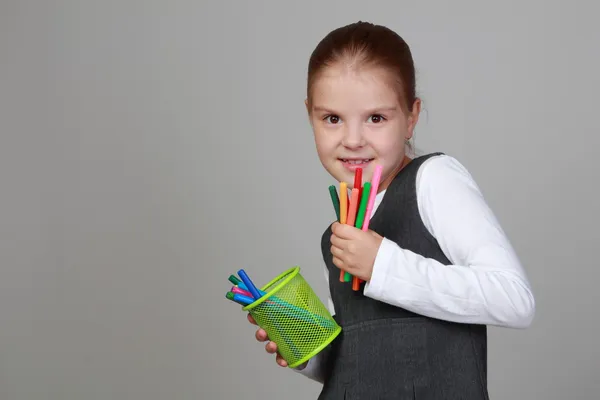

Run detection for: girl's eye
[[324, 115, 341, 124], [369, 114, 385, 123]]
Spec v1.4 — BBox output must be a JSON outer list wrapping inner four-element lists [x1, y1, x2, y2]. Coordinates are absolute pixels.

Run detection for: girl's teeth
[[344, 159, 371, 164]]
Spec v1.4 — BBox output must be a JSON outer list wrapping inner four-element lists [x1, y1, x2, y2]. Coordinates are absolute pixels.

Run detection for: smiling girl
[[249, 21, 535, 399]]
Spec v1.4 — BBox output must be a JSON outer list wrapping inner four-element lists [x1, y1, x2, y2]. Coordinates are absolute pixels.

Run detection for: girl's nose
[[341, 125, 365, 149]]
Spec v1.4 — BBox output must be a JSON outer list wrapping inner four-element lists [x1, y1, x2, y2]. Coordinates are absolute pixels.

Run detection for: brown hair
[[307, 21, 417, 114]]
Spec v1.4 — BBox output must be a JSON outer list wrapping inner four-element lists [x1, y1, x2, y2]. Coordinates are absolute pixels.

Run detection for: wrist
[[363, 237, 396, 298], [294, 361, 308, 370]]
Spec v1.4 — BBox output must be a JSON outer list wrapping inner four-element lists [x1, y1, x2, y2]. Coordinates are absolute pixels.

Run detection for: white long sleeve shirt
[[297, 154, 535, 382]]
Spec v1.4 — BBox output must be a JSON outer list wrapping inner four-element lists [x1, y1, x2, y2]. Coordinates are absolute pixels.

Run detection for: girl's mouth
[[339, 158, 374, 170]]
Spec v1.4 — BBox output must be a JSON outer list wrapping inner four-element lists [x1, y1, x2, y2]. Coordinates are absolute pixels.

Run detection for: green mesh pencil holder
[[243, 266, 341, 368]]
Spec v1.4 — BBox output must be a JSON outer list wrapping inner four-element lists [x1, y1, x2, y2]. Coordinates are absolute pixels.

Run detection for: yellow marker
[[339, 182, 348, 224]]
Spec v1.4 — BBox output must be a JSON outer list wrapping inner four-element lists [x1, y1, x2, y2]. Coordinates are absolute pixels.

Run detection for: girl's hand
[[330, 222, 383, 281], [247, 313, 288, 367], [248, 313, 310, 369]]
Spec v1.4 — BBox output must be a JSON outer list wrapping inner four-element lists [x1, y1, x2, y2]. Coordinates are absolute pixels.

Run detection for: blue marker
[[233, 293, 255, 305], [225, 291, 254, 306], [237, 269, 262, 300], [238, 282, 267, 296]]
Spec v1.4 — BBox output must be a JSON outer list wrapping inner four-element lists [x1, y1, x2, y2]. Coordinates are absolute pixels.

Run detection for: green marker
[[354, 181, 371, 229], [344, 182, 371, 283], [328, 185, 341, 221], [228, 274, 241, 285]]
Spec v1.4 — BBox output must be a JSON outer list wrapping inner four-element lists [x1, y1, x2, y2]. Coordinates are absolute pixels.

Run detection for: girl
[[249, 21, 535, 399]]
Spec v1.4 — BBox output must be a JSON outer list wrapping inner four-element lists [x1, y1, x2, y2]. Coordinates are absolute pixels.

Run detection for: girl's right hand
[[247, 313, 289, 367]]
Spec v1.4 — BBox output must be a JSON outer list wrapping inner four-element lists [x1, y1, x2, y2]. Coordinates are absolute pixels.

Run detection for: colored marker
[[338, 182, 348, 281], [231, 286, 253, 297], [348, 181, 371, 288], [354, 181, 371, 230], [226, 291, 253, 306], [341, 188, 360, 283], [237, 269, 262, 300], [236, 281, 262, 295], [354, 165, 383, 290], [328, 185, 340, 221], [361, 165, 382, 232], [233, 280, 269, 297], [228, 274, 242, 286], [353, 167, 363, 201], [339, 182, 348, 224], [346, 188, 359, 227]]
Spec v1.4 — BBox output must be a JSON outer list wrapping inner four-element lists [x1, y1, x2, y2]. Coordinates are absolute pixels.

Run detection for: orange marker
[[346, 188, 359, 226], [339, 182, 348, 224], [338, 182, 348, 281]]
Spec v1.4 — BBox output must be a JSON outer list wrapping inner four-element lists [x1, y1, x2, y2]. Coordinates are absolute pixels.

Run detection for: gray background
[[1, 0, 598, 399]]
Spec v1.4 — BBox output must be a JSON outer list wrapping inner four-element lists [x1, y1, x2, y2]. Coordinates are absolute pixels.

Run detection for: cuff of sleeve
[[292, 355, 322, 383], [363, 237, 397, 300]]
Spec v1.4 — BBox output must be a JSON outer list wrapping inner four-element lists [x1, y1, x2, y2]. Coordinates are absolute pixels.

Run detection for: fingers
[[265, 340, 277, 354], [330, 243, 343, 258], [276, 353, 288, 367], [247, 313, 288, 368], [255, 327, 269, 342], [264, 337, 288, 367], [249, 314, 270, 342], [332, 221, 358, 239], [332, 256, 345, 269], [330, 232, 348, 249]]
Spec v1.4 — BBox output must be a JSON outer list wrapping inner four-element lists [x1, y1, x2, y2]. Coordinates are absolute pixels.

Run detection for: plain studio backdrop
[[1, 1, 599, 399]]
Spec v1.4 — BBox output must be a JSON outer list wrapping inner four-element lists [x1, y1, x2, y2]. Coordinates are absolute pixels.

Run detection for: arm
[[363, 155, 535, 328]]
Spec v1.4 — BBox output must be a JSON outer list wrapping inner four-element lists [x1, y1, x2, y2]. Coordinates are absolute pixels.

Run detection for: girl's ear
[[406, 98, 422, 139]]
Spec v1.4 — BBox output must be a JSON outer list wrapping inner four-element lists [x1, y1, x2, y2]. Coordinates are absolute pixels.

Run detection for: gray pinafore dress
[[317, 153, 489, 400]]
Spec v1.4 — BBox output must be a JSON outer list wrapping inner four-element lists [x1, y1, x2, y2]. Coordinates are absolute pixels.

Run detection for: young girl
[[249, 21, 535, 399]]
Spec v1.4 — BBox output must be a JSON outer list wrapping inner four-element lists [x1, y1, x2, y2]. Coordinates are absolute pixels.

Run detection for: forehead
[[310, 65, 400, 111]]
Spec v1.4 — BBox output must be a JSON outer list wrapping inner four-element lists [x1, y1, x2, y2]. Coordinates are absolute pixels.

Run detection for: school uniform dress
[[296, 153, 535, 399]]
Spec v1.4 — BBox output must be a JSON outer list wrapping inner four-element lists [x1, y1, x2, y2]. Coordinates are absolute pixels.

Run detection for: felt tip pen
[[234, 280, 266, 296], [339, 182, 348, 224], [328, 185, 341, 221], [225, 291, 245, 305], [225, 291, 255, 306], [237, 269, 262, 300], [231, 286, 253, 297], [228, 274, 242, 286]]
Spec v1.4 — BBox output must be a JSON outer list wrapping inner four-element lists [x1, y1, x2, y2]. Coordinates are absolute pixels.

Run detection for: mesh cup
[[243, 266, 341, 368]]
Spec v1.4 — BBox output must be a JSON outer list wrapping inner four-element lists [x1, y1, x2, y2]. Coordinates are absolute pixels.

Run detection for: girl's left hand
[[330, 222, 384, 281]]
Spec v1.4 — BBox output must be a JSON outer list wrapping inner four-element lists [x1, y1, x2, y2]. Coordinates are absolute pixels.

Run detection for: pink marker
[[361, 164, 383, 232], [353, 165, 383, 289], [231, 286, 253, 297]]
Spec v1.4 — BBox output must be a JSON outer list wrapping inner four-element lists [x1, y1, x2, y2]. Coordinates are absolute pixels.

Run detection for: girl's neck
[[378, 155, 412, 193]]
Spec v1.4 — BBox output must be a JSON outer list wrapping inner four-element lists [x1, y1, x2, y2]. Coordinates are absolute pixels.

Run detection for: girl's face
[[306, 64, 420, 192]]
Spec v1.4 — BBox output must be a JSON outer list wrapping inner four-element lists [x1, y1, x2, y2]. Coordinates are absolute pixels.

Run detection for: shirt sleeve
[[363, 155, 535, 328], [292, 262, 334, 383]]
